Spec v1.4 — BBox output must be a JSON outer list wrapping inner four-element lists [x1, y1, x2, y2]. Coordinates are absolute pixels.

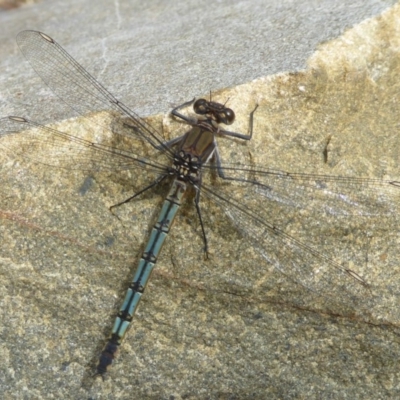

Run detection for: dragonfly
[[1, 30, 399, 378]]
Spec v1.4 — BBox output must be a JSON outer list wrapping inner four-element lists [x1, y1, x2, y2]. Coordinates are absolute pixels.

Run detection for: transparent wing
[[200, 183, 370, 314], [16, 30, 170, 151], [0, 116, 168, 177], [200, 166, 400, 312], [204, 162, 400, 216]]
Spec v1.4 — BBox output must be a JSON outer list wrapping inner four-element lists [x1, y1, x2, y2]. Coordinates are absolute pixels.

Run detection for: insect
[[1, 30, 399, 378]]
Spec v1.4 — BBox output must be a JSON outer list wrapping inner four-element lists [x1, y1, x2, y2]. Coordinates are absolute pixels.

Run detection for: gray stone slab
[[1, 1, 400, 399], [0, 0, 397, 119]]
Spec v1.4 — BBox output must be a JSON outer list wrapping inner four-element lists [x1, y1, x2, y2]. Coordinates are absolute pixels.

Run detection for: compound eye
[[216, 108, 235, 125], [193, 99, 208, 115]]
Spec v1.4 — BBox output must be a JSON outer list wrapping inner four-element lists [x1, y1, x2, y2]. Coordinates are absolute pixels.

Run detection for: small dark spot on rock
[[79, 176, 94, 196]]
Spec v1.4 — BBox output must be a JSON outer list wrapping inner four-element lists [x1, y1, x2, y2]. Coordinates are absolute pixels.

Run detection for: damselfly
[[1, 31, 399, 378]]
